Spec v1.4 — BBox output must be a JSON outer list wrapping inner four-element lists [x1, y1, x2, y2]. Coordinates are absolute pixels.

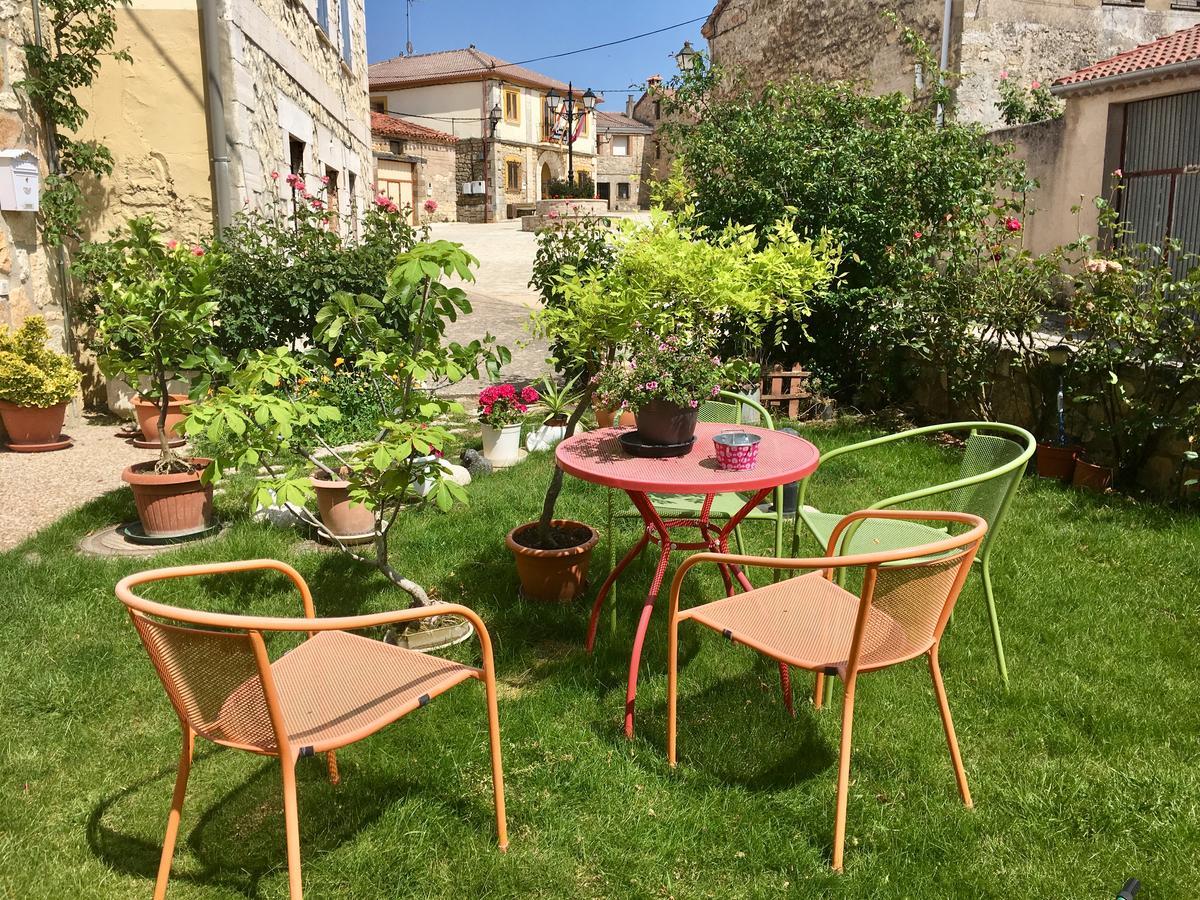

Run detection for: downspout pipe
[[937, 0, 954, 126], [199, 0, 234, 234]]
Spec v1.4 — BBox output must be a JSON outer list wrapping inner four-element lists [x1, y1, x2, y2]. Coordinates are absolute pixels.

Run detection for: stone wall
[[0, 3, 65, 368], [595, 133, 645, 211], [405, 139, 457, 222], [702, 0, 1200, 130], [456, 138, 486, 223]]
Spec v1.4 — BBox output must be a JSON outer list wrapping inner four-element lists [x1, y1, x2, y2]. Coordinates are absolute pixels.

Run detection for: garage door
[[1120, 89, 1200, 278], [376, 159, 417, 225]]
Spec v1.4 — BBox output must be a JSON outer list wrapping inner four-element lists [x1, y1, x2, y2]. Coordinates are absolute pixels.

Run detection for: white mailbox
[[0, 150, 40, 212]]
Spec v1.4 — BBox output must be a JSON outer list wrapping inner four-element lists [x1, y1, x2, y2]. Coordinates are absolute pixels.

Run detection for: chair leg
[[733, 524, 746, 555], [812, 671, 825, 710], [607, 488, 618, 619], [831, 673, 858, 873], [281, 757, 303, 899], [823, 670, 836, 707], [325, 751, 340, 786], [778, 662, 794, 717], [929, 648, 973, 808], [980, 557, 1009, 688], [153, 726, 194, 900], [667, 613, 680, 767], [483, 670, 509, 851]]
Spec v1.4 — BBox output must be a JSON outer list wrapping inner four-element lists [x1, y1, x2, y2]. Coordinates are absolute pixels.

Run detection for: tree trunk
[[536, 384, 594, 544]]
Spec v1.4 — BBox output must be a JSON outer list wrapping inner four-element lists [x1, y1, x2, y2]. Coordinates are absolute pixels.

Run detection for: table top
[[556, 423, 820, 494]]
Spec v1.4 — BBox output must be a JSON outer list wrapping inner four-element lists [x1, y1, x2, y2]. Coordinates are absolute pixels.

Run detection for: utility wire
[[374, 14, 706, 80]]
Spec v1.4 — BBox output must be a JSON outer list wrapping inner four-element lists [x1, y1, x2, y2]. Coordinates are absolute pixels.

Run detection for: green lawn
[[1, 420, 1198, 898]]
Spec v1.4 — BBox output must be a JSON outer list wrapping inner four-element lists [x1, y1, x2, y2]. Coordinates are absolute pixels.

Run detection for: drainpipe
[[937, 0, 954, 126], [199, 0, 234, 233], [30, 0, 76, 357]]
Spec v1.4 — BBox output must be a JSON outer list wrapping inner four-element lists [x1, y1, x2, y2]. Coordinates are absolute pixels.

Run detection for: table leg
[[586, 530, 649, 653]]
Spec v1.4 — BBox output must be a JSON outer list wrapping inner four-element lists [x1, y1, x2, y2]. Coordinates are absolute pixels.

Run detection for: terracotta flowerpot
[[122, 458, 213, 537], [311, 474, 376, 542], [636, 399, 699, 446], [1035, 443, 1079, 481], [1072, 458, 1114, 493], [132, 394, 189, 443], [0, 399, 70, 451], [506, 519, 599, 602], [596, 407, 636, 429]]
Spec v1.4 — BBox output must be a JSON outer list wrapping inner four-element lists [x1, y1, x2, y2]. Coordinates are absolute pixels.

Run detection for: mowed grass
[[1, 420, 1198, 899]]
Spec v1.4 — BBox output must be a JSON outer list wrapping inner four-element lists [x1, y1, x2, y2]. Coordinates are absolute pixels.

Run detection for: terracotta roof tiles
[[595, 110, 653, 134], [369, 46, 584, 96], [370, 111, 457, 145], [1053, 23, 1200, 92]]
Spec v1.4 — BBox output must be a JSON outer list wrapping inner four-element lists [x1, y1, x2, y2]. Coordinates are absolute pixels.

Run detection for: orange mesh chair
[[667, 511, 987, 872], [115, 560, 507, 900]]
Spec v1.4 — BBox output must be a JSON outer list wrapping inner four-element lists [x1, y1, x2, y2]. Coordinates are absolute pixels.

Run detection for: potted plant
[[0, 316, 81, 452], [591, 363, 636, 428], [185, 239, 509, 646], [479, 383, 536, 467], [1071, 452, 1114, 493], [526, 375, 579, 451], [92, 216, 222, 537], [620, 335, 721, 446]]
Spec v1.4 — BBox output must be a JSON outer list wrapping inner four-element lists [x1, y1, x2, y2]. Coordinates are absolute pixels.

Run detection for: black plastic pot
[[635, 400, 699, 446]]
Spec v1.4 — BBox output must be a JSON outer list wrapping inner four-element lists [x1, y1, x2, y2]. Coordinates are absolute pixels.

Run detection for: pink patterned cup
[[713, 430, 761, 471]]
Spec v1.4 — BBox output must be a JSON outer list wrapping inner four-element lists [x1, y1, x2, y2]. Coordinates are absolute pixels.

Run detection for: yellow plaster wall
[[74, 2, 213, 241]]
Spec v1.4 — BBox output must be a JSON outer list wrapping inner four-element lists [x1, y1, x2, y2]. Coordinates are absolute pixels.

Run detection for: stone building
[[630, 75, 688, 207], [701, 0, 1200, 130], [371, 112, 458, 223], [1001, 23, 1200, 261], [1, 0, 372, 403], [594, 109, 652, 211], [367, 47, 598, 223]]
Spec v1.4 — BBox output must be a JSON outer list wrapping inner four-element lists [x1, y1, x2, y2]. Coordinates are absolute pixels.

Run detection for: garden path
[[0, 415, 157, 550]]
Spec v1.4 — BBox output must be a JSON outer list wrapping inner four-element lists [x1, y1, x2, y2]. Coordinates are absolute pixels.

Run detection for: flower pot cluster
[[0, 317, 81, 453], [1035, 442, 1113, 493]]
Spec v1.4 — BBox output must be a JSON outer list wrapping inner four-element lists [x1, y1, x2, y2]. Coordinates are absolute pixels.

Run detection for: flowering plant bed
[[478, 383, 539, 427]]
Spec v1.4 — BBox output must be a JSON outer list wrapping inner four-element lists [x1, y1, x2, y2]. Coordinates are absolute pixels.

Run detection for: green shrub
[[0, 316, 80, 408], [546, 174, 595, 199]]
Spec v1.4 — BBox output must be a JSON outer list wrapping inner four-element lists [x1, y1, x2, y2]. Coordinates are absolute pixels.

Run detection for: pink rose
[[424, 198, 438, 213], [270, 171, 280, 180], [320, 175, 330, 185], [999, 70, 1009, 80], [1031, 80, 1041, 90], [190, 245, 205, 256], [1113, 168, 1123, 178], [1004, 216, 1022, 232], [913, 230, 922, 240], [166, 239, 178, 250]]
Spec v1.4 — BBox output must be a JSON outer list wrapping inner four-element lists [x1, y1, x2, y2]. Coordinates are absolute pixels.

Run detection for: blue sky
[[364, 0, 710, 108]]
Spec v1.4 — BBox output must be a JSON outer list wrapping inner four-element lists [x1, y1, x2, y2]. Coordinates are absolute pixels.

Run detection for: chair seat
[[799, 508, 949, 556], [630, 492, 779, 521], [685, 571, 934, 675], [267, 631, 478, 753]]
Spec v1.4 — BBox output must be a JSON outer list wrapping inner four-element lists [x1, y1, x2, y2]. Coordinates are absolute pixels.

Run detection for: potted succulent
[[185, 240, 508, 646], [0, 316, 81, 452], [479, 382, 537, 467], [92, 217, 222, 537], [526, 375, 579, 452]]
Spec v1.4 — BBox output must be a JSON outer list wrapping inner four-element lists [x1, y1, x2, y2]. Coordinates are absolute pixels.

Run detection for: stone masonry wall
[[456, 138, 485, 223], [402, 139, 457, 222], [596, 133, 645, 210]]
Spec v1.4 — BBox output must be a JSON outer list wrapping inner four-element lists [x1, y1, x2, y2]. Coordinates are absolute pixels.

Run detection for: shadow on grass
[[87, 743, 487, 898]]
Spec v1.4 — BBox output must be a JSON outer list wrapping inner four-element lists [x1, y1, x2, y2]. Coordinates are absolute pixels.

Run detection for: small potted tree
[[0, 316, 81, 452], [92, 217, 222, 537], [186, 240, 508, 646], [620, 335, 721, 447]]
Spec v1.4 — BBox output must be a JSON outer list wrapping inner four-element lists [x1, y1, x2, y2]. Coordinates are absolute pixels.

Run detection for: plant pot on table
[[482, 423, 524, 467], [595, 407, 636, 429], [506, 519, 599, 602], [122, 458, 214, 537], [131, 394, 189, 445], [311, 473, 376, 543], [1072, 457, 1114, 493], [1035, 442, 1079, 480], [0, 399, 71, 452], [635, 399, 699, 446]]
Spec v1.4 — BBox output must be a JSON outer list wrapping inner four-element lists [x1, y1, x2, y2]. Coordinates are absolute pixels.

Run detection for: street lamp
[[674, 39, 698, 72], [546, 82, 595, 185], [488, 102, 501, 135]]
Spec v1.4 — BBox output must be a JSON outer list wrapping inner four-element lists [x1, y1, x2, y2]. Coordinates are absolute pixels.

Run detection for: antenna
[[405, 0, 415, 55]]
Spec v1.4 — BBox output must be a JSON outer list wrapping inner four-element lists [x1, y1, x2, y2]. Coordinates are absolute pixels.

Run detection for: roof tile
[[369, 46, 583, 96], [1053, 23, 1200, 89], [370, 111, 457, 145]]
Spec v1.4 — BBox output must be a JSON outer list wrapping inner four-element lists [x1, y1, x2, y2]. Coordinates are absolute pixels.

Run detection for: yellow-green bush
[[0, 316, 80, 408]]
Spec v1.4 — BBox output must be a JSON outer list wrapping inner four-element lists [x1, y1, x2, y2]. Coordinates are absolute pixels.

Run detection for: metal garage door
[[1120, 89, 1200, 278]]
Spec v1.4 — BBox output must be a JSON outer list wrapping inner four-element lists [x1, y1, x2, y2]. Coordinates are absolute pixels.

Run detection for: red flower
[[520, 386, 540, 404], [190, 245, 205, 256], [913, 230, 923, 240]]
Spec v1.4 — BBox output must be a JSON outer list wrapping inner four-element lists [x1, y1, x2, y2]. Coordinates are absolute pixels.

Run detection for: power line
[[375, 14, 706, 82]]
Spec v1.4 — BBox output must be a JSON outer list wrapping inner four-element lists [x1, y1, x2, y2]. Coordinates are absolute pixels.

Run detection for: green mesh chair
[[795, 422, 1035, 687]]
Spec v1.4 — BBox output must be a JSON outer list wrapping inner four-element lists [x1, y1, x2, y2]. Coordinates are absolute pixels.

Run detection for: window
[[1170, 0, 1200, 9], [617, 182, 630, 200], [348, 172, 358, 240], [316, 0, 330, 33], [370, 96, 386, 113], [289, 135, 306, 178], [580, 110, 589, 136], [325, 166, 340, 232], [654, 99, 661, 119], [339, 0, 352, 65], [503, 87, 520, 124], [611, 135, 629, 157], [506, 159, 522, 191]]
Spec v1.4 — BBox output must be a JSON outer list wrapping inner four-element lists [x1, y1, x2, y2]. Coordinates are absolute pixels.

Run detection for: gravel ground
[[0, 416, 158, 550]]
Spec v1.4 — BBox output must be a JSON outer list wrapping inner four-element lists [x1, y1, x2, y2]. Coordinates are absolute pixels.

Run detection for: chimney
[[647, 74, 662, 88], [626, 94, 634, 117]]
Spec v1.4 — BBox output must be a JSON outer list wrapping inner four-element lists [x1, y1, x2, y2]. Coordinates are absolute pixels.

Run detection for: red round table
[[556, 422, 821, 737]]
